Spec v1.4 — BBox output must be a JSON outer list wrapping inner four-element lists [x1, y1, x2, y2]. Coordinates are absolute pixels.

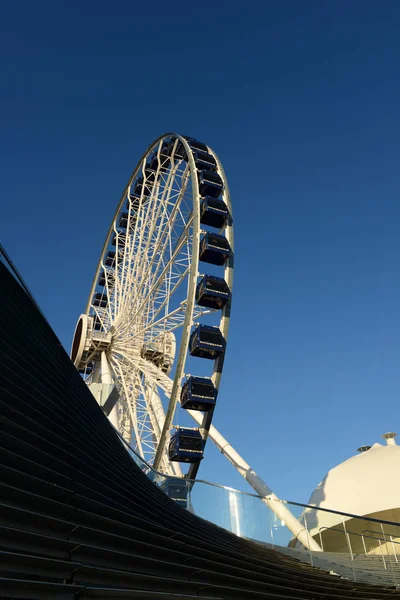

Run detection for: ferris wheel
[[69, 132, 321, 551], [71, 133, 233, 479]]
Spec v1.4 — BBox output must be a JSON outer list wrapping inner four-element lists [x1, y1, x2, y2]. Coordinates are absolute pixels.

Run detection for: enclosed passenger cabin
[[180, 376, 217, 411], [146, 156, 159, 173], [174, 140, 187, 160], [195, 275, 231, 310], [184, 136, 208, 152], [199, 233, 231, 266], [105, 251, 116, 267], [93, 316, 102, 331], [98, 270, 115, 288], [200, 197, 229, 229], [93, 292, 108, 308], [159, 140, 174, 170], [160, 478, 188, 509], [133, 177, 152, 198], [194, 150, 217, 172], [119, 213, 129, 229], [127, 194, 141, 212], [189, 324, 226, 360], [198, 170, 223, 198], [98, 271, 106, 287], [144, 162, 156, 184], [112, 233, 127, 247], [168, 428, 204, 463]]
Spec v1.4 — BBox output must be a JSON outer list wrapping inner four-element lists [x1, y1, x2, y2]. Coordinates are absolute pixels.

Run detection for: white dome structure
[[301, 432, 400, 554]]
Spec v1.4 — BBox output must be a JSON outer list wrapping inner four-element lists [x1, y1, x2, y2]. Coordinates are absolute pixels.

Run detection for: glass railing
[[275, 499, 400, 587], [189, 479, 271, 542], [116, 430, 274, 542], [116, 427, 400, 587]]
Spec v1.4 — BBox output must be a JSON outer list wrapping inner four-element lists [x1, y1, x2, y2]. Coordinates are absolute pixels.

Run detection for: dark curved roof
[[1, 255, 399, 599]]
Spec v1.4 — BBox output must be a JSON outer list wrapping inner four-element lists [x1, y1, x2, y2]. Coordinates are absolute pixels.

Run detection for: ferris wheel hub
[[141, 331, 176, 375], [71, 311, 177, 378], [71, 314, 112, 371]]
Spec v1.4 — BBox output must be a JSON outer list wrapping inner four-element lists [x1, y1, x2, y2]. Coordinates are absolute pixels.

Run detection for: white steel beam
[[186, 409, 321, 552]]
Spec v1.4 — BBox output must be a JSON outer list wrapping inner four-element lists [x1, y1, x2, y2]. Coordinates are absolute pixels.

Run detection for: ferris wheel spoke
[[113, 183, 150, 316], [92, 306, 107, 329], [135, 304, 216, 346], [127, 218, 194, 327], [139, 374, 180, 474], [112, 356, 158, 461], [146, 255, 193, 323], [119, 199, 150, 313], [111, 358, 144, 456], [137, 377, 158, 448], [137, 162, 189, 268], [133, 168, 191, 281], [114, 175, 186, 322], [110, 349, 170, 396], [118, 148, 189, 313], [124, 178, 192, 321], [143, 266, 191, 329], [96, 262, 116, 324], [123, 256, 191, 336]]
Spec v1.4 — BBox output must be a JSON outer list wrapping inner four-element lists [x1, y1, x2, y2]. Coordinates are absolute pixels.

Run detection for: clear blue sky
[[1, 1, 399, 504]]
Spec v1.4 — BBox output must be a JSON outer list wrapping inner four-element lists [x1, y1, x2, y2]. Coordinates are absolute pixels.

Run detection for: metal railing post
[[342, 516, 356, 582], [318, 528, 324, 552], [267, 503, 275, 549], [186, 478, 190, 511], [378, 540, 387, 569], [390, 536, 398, 563], [361, 534, 367, 555], [303, 513, 314, 567], [381, 523, 397, 588]]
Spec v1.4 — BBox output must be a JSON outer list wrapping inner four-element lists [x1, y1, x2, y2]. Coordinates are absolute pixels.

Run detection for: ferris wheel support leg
[[101, 352, 119, 429], [101, 352, 113, 384], [186, 410, 321, 552]]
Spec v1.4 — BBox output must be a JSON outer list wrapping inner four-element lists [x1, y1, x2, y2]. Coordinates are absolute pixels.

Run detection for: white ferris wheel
[[71, 133, 233, 480], [70, 132, 320, 550]]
